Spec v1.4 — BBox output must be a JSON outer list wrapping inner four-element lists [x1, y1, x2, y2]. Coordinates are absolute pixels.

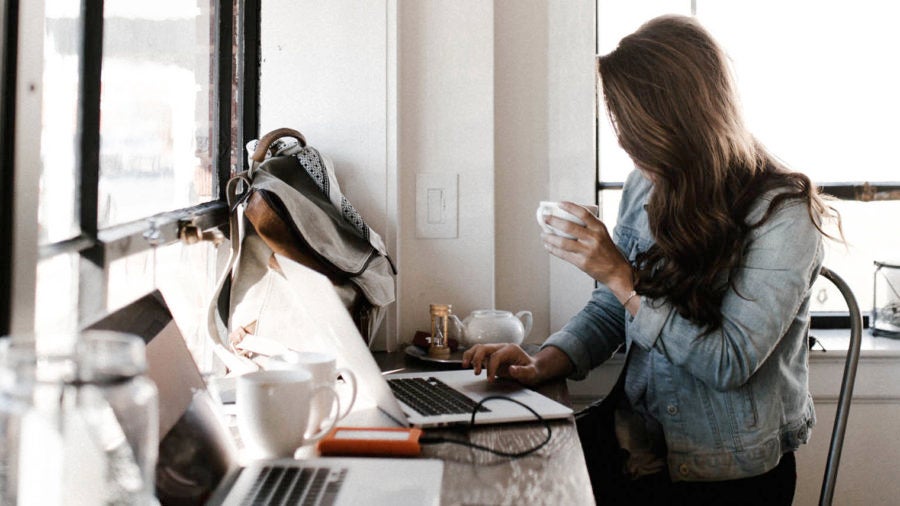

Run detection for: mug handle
[[335, 368, 358, 420], [536, 205, 552, 234], [516, 311, 533, 339], [304, 384, 340, 443]]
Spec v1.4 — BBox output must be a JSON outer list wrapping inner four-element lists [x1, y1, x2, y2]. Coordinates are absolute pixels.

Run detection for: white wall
[[494, 1, 550, 338], [259, 0, 596, 348], [397, 0, 497, 342], [545, 1, 597, 331], [259, 0, 394, 346]]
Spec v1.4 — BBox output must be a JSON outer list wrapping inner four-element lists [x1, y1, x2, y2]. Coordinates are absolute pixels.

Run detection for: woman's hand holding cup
[[537, 201, 632, 291]]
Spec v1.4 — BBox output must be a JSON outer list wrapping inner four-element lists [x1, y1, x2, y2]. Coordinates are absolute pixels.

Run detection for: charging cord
[[418, 395, 552, 458]]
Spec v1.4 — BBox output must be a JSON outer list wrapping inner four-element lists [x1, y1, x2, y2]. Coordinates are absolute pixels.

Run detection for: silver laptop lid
[[272, 254, 572, 428], [87, 291, 240, 502], [270, 254, 411, 426]]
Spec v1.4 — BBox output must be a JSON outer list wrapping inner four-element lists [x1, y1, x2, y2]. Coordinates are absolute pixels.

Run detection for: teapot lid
[[470, 309, 511, 316]]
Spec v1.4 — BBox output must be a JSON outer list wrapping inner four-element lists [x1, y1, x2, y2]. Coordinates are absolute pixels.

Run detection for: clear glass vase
[[0, 331, 159, 505]]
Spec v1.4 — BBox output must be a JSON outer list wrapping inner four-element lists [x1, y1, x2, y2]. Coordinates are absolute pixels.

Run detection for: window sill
[[808, 327, 900, 358]]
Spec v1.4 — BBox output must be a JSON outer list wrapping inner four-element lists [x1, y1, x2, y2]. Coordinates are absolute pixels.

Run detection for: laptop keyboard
[[242, 465, 346, 506], [387, 376, 491, 416]]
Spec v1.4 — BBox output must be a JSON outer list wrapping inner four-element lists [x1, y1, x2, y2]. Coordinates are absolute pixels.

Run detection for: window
[[596, 1, 900, 323], [1, 0, 12, 335], [2, 0, 260, 356]]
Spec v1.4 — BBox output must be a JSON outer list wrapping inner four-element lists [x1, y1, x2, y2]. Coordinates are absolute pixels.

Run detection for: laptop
[[88, 291, 443, 506], [259, 254, 573, 429]]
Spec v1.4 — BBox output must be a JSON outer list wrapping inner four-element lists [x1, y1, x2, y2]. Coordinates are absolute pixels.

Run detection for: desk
[[370, 351, 595, 506]]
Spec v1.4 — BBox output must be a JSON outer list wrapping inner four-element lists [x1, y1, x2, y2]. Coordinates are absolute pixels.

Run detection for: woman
[[463, 14, 838, 505]]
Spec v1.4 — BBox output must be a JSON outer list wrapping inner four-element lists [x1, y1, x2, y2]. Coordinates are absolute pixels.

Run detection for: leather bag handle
[[250, 127, 307, 163]]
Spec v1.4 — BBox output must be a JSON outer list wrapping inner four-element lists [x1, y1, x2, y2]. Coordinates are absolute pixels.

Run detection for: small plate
[[404, 345, 468, 365]]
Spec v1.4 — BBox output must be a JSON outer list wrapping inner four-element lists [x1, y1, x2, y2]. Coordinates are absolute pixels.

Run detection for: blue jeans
[[614, 452, 796, 506]]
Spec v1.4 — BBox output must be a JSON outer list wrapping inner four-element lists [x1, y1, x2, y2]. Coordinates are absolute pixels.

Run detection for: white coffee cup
[[536, 201, 600, 239], [265, 351, 358, 431], [236, 369, 339, 459]]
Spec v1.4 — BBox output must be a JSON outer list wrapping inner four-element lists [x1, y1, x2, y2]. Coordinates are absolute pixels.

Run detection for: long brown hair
[[598, 15, 838, 332]]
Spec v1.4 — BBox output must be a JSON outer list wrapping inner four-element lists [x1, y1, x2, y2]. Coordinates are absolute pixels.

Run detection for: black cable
[[419, 395, 552, 459]]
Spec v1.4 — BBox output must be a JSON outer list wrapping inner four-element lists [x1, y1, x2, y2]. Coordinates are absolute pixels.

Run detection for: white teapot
[[452, 309, 533, 346]]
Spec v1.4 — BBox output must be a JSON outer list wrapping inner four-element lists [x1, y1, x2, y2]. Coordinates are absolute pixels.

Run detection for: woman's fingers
[[485, 345, 522, 381], [462, 344, 534, 382], [543, 216, 583, 240], [462, 343, 505, 375], [507, 363, 540, 385], [560, 201, 598, 223], [540, 206, 629, 285]]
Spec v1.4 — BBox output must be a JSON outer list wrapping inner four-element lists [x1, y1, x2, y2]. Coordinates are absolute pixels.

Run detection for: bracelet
[[622, 290, 638, 306]]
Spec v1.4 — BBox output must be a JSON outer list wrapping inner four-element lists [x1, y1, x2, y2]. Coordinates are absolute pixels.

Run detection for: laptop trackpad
[[456, 377, 527, 397]]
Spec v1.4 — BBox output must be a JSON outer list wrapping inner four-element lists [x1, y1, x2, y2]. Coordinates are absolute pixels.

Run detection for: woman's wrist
[[606, 263, 640, 315], [532, 346, 574, 382], [607, 264, 636, 305]]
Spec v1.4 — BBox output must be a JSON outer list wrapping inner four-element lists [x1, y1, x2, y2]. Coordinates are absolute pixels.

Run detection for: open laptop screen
[[87, 291, 237, 504]]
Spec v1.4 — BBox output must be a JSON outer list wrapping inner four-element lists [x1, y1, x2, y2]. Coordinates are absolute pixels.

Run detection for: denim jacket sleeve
[[628, 196, 823, 391], [542, 284, 627, 379]]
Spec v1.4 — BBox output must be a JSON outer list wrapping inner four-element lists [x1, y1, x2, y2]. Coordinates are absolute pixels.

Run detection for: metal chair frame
[[816, 266, 863, 506]]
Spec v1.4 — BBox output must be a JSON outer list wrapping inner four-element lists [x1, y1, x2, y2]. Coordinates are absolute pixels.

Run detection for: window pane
[[34, 253, 79, 334], [597, 1, 900, 184], [39, 0, 81, 244], [99, 0, 215, 228], [107, 240, 219, 371], [815, 200, 900, 313], [596, 1, 692, 182], [596, 1, 899, 317], [596, 0, 691, 54], [697, 0, 900, 182], [599, 188, 622, 225]]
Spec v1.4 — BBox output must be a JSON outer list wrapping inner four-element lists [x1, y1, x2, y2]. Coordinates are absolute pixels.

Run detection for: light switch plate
[[416, 172, 458, 238]]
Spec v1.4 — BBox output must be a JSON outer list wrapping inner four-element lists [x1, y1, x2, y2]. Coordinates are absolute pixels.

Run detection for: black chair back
[[816, 267, 863, 506]]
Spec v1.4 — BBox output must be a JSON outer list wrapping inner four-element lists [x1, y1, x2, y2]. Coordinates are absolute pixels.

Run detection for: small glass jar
[[872, 260, 900, 337], [0, 331, 159, 505]]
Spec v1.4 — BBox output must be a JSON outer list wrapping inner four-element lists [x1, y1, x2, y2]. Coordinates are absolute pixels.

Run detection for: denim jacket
[[544, 169, 822, 481]]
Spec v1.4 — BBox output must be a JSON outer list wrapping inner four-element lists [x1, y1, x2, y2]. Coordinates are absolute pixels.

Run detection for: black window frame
[[1, 0, 261, 331], [1, 0, 17, 336]]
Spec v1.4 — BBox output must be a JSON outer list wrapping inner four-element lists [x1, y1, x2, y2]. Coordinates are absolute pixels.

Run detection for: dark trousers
[[616, 452, 797, 506]]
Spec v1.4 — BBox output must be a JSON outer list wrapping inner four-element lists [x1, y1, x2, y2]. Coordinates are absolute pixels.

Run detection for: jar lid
[[0, 331, 147, 385], [874, 260, 900, 269]]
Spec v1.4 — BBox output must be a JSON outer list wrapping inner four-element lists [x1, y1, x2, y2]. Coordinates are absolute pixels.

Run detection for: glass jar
[[0, 331, 159, 505], [872, 260, 900, 337]]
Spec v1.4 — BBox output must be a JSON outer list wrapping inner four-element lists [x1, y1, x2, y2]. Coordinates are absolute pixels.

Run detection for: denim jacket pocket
[[733, 382, 759, 429]]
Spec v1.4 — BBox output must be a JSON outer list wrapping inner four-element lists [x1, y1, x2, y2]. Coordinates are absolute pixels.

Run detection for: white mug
[[236, 369, 339, 459], [535, 201, 600, 239], [266, 351, 358, 431]]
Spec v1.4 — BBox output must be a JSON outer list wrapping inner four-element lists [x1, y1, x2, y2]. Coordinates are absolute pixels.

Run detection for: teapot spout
[[448, 314, 465, 343]]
